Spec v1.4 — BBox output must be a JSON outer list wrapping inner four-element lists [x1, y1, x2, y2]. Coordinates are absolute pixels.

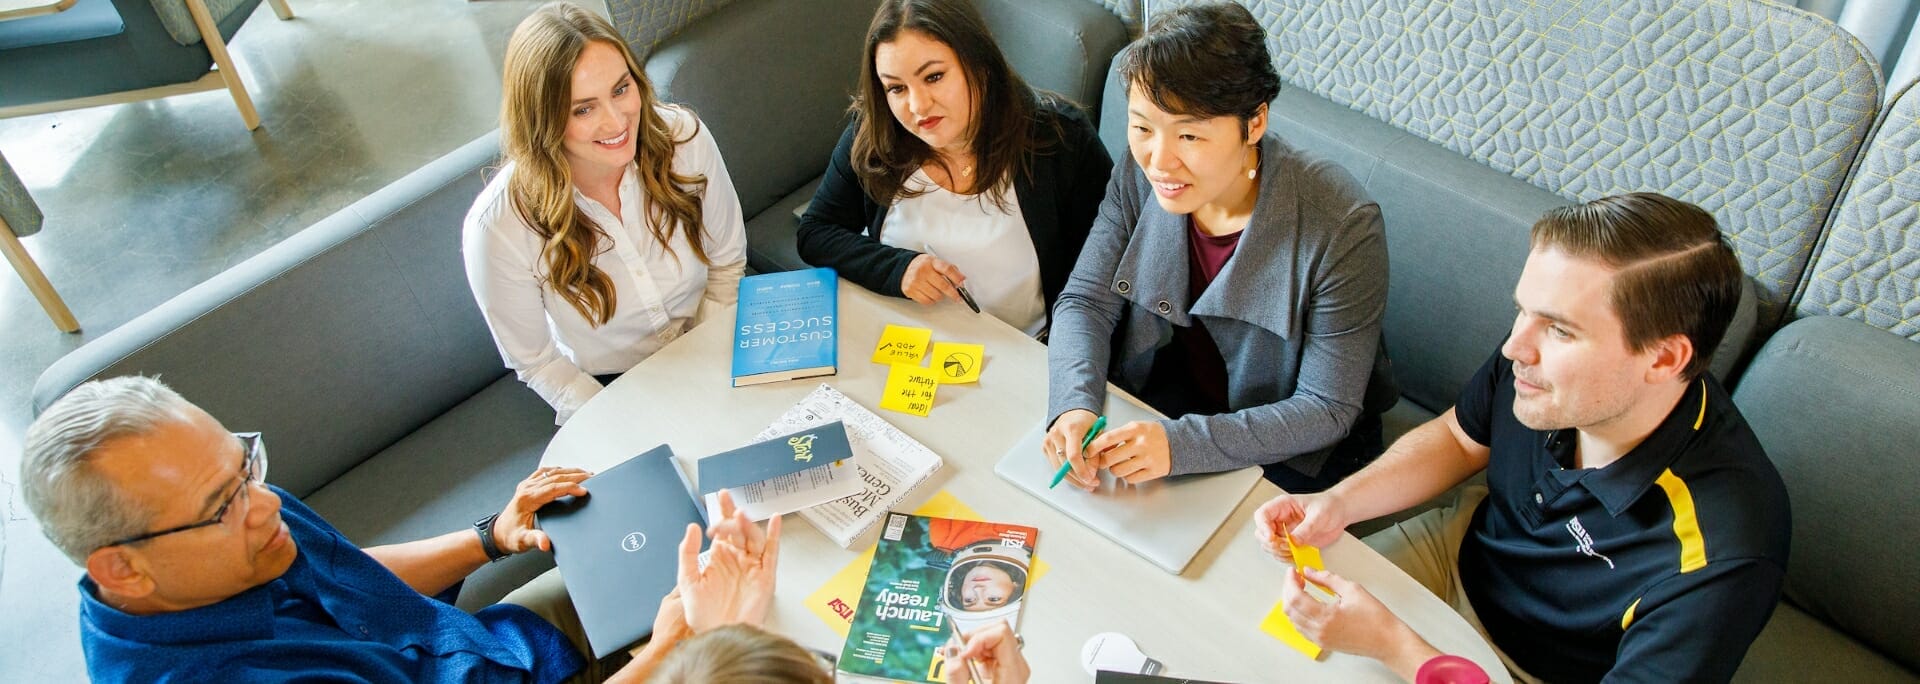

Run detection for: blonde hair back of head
[[500, 1, 711, 326], [649, 624, 835, 684]]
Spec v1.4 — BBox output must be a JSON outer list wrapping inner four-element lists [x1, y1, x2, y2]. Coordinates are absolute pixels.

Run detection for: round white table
[[541, 282, 1511, 683]]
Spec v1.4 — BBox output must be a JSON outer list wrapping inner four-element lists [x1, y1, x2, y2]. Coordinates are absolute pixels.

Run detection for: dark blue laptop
[[537, 444, 707, 658]]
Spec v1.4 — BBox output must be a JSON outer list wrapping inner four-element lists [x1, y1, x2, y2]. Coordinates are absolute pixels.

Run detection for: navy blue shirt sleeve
[[1453, 348, 1505, 446], [1605, 559, 1786, 683]]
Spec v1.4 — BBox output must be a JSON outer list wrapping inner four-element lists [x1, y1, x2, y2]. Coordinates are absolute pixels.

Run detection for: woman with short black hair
[[1044, 2, 1392, 493]]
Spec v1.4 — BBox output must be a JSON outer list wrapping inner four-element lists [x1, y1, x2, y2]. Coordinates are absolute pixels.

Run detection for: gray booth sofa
[[1727, 75, 1920, 682], [29, 0, 1920, 680]]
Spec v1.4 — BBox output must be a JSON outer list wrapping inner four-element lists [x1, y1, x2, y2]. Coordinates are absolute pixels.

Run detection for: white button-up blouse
[[462, 106, 746, 424]]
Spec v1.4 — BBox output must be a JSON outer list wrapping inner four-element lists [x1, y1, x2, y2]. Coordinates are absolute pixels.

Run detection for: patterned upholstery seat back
[[1161, 0, 1882, 327], [1795, 77, 1920, 340]]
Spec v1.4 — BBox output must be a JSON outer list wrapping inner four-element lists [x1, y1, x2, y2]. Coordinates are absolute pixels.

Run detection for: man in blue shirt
[[1254, 193, 1790, 683], [17, 376, 702, 682]]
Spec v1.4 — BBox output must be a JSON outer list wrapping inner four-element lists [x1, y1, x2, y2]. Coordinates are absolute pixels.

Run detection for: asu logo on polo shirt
[[1564, 516, 1614, 569]]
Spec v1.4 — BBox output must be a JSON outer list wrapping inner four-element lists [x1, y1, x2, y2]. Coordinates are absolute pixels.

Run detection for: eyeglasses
[[98, 432, 269, 550]]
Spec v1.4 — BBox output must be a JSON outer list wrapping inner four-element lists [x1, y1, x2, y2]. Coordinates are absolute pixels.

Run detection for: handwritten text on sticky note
[[879, 363, 940, 416], [872, 325, 932, 365], [928, 342, 984, 384]]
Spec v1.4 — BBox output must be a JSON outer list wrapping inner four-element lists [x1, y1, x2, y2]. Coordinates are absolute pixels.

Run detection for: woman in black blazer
[[797, 0, 1111, 337]]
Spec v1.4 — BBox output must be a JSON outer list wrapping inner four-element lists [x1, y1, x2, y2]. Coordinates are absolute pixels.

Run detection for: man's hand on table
[[1281, 566, 1442, 681], [496, 466, 592, 554], [1254, 490, 1350, 561]]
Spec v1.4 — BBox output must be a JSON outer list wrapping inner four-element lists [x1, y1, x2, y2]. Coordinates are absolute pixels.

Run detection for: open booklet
[[755, 384, 944, 548], [698, 421, 861, 523]]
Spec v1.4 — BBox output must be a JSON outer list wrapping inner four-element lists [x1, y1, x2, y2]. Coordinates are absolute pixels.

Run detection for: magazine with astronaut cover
[[836, 513, 1039, 683]]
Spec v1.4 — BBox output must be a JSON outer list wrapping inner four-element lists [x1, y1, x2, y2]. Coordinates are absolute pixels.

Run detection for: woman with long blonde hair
[[464, 2, 745, 424]]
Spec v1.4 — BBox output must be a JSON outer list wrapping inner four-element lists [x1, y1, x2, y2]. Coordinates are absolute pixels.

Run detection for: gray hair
[[21, 376, 197, 565]]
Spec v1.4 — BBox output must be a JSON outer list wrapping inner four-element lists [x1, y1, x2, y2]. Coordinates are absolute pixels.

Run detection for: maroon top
[[1141, 217, 1241, 416]]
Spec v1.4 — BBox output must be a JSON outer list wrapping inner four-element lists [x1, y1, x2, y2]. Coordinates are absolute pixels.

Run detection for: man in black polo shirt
[[1253, 192, 1790, 682]]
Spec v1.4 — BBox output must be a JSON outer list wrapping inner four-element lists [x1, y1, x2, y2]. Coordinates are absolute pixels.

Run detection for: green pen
[[1048, 416, 1107, 489]]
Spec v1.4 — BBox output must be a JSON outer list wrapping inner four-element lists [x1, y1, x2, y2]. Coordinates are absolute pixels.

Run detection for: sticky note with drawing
[[928, 341, 984, 384]]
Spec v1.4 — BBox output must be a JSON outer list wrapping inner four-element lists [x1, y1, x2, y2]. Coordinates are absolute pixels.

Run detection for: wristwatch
[[473, 513, 510, 562]]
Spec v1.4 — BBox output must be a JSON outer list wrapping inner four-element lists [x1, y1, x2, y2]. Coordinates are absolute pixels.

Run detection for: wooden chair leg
[[185, 0, 262, 130], [0, 216, 80, 333], [268, 0, 293, 20]]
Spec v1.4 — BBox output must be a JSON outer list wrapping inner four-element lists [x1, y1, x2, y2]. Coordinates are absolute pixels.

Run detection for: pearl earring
[[1247, 166, 1257, 180]]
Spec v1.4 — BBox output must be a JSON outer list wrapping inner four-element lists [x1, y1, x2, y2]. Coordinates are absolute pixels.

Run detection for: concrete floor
[[0, 0, 596, 677]]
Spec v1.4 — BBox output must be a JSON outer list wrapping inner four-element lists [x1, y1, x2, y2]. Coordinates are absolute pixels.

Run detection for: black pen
[[920, 243, 982, 314]]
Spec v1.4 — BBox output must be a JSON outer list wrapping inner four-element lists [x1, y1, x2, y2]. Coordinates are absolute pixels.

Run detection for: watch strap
[[474, 513, 509, 562]]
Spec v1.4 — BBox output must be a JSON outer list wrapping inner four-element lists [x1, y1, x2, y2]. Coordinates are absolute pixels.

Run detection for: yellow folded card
[[928, 342, 984, 384], [872, 324, 932, 365], [804, 491, 1051, 637], [878, 363, 940, 417]]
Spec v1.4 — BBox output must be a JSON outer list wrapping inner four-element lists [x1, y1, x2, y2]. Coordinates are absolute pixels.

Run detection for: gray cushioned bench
[[1729, 316, 1919, 682]]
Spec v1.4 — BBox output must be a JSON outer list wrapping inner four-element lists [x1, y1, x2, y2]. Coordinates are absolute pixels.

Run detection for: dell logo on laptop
[[621, 532, 647, 552]]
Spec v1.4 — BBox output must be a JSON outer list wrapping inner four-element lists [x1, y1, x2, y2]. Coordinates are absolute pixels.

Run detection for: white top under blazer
[[463, 106, 746, 424], [879, 169, 1047, 336]]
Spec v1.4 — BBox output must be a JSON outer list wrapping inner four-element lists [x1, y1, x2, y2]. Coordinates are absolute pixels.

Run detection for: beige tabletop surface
[[542, 281, 1511, 683]]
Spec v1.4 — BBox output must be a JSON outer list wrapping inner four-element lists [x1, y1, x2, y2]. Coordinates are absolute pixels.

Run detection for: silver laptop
[[993, 394, 1262, 575]]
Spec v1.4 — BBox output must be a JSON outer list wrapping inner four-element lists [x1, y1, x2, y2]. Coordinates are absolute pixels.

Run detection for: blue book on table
[[732, 267, 839, 386]]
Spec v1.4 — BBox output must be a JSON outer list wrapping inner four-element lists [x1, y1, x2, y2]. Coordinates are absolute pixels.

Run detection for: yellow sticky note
[[804, 491, 1051, 637], [1260, 599, 1325, 660], [1285, 530, 1325, 572], [879, 363, 940, 417], [1284, 530, 1335, 596], [872, 324, 932, 365], [928, 342, 985, 384]]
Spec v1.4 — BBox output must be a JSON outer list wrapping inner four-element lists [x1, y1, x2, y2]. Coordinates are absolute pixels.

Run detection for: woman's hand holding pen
[[902, 254, 969, 306], [1043, 409, 1101, 491]]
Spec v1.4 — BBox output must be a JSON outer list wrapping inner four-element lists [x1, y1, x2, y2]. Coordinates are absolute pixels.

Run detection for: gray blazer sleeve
[[1164, 204, 1388, 476], [1045, 154, 1141, 425]]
